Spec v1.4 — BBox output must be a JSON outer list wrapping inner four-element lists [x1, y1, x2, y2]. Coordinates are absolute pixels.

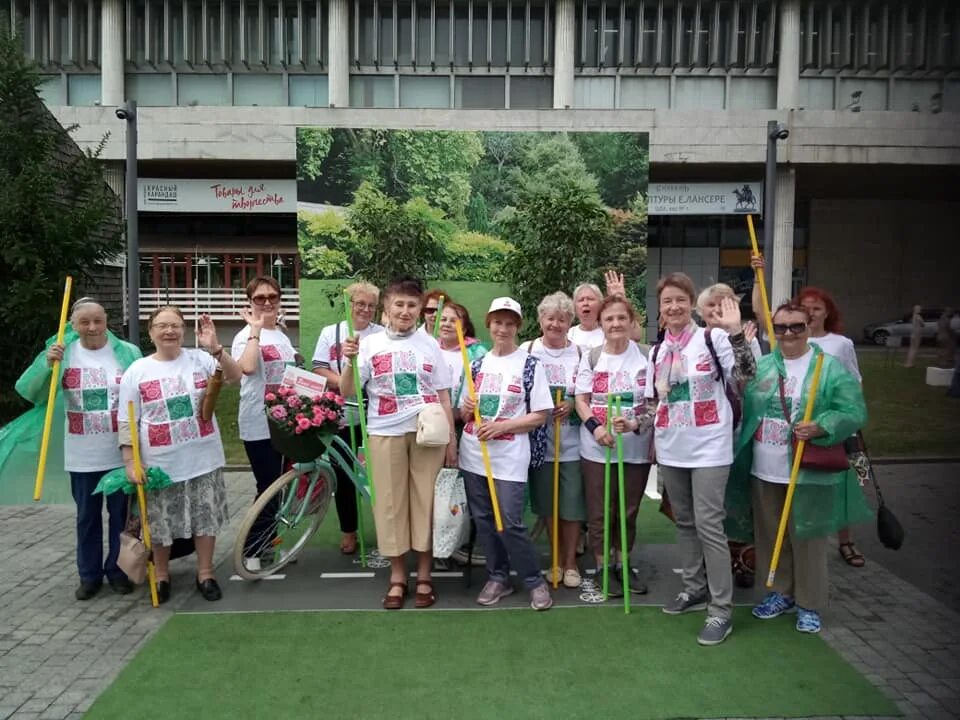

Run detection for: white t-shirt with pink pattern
[[118, 350, 225, 483], [62, 344, 124, 472], [231, 326, 297, 442], [526, 339, 582, 463], [575, 341, 652, 464], [644, 328, 736, 468], [356, 331, 452, 436]]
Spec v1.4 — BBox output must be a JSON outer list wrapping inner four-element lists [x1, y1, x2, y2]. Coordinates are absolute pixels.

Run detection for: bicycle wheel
[[232, 467, 334, 580]]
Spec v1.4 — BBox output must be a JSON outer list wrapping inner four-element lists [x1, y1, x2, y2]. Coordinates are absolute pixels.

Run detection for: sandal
[[414, 580, 437, 609], [340, 532, 358, 555], [382, 581, 408, 610], [839, 542, 865, 567]]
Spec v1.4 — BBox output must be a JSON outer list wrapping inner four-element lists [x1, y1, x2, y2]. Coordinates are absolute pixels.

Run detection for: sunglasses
[[252, 293, 280, 306], [423, 306, 439, 315], [773, 322, 808, 335]]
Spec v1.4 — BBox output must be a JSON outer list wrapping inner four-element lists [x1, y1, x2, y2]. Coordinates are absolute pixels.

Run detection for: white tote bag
[[432, 468, 469, 558]]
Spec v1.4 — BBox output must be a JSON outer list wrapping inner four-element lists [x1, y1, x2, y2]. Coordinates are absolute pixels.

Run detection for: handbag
[[432, 468, 469, 558], [778, 376, 849, 472], [416, 403, 450, 447], [856, 432, 905, 550], [116, 499, 149, 584]]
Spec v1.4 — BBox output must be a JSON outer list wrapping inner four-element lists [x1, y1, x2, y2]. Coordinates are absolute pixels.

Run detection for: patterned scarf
[[655, 322, 697, 399], [385, 325, 416, 340]]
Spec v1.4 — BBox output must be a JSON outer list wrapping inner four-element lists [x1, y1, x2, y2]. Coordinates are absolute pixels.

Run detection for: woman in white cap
[[459, 297, 555, 610]]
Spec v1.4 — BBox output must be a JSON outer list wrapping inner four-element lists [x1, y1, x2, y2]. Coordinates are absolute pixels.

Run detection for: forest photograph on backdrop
[[295, 128, 649, 346]]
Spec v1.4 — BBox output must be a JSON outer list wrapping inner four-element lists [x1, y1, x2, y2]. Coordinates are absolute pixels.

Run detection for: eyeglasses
[[152, 322, 184, 332], [352, 301, 376, 312], [772, 322, 808, 335], [423, 306, 438, 315], [252, 293, 280, 306]]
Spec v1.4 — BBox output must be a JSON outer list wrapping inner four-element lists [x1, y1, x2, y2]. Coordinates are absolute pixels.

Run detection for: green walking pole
[[344, 291, 375, 505], [432, 295, 444, 337], [349, 422, 367, 568], [614, 397, 631, 615], [602, 394, 612, 601]]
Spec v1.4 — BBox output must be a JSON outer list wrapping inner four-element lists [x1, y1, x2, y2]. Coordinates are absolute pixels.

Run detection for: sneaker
[[562, 568, 582, 589], [628, 568, 648, 595], [752, 591, 796, 620], [796, 607, 822, 634], [75, 581, 101, 601], [530, 583, 553, 611], [476, 580, 514, 606], [697, 616, 733, 646], [244, 557, 262, 572], [662, 591, 708, 615]]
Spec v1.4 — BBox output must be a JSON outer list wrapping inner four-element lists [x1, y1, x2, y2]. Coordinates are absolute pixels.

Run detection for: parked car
[[863, 309, 945, 346]]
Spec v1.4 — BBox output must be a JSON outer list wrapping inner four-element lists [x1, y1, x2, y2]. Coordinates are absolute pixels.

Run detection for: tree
[[446, 232, 511, 282], [611, 193, 649, 310], [470, 132, 536, 216], [297, 209, 359, 278], [465, 192, 492, 234], [0, 25, 123, 422], [347, 182, 449, 288], [570, 132, 650, 208], [296, 128, 334, 182]]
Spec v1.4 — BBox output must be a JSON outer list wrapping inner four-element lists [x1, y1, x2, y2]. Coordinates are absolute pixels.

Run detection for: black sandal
[[839, 542, 865, 567]]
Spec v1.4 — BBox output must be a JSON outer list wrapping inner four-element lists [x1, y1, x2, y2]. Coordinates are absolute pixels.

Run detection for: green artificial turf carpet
[[87, 608, 896, 720]]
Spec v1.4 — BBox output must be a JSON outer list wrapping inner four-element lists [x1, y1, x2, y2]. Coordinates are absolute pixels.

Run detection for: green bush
[[446, 232, 511, 282]]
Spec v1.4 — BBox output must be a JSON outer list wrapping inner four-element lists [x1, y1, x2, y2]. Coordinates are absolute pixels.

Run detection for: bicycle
[[232, 410, 369, 581]]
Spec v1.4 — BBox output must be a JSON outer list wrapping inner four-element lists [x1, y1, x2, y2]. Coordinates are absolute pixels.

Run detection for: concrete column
[[770, 166, 796, 307], [776, 0, 800, 109], [553, 0, 575, 109], [101, 0, 125, 106], [328, 0, 350, 107]]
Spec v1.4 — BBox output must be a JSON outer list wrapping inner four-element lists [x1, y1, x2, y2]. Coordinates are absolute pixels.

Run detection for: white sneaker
[[244, 557, 261, 572], [562, 568, 582, 589]]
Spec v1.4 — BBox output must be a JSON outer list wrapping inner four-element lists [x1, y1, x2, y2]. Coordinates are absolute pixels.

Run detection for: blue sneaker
[[751, 591, 797, 619], [796, 607, 822, 633]]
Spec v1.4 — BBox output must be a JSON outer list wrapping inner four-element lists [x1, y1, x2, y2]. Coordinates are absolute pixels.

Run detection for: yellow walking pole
[[455, 319, 503, 532], [34, 275, 73, 501], [767, 353, 825, 588], [747, 214, 776, 351], [128, 401, 160, 608], [551, 388, 562, 589]]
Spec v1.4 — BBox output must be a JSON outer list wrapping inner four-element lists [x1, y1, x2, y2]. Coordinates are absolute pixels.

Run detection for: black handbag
[[855, 432, 905, 550]]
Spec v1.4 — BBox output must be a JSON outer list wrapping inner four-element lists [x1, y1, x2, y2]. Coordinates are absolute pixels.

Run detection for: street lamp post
[[763, 120, 790, 299], [117, 101, 139, 345]]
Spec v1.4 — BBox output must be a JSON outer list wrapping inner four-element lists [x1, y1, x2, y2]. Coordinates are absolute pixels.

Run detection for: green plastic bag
[[93, 466, 174, 496], [0, 328, 142, 504]]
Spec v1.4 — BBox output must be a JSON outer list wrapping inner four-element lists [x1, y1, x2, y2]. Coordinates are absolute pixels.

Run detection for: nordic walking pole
[[349, 422, 367, 568], [551, 388, 562, 589], [432, 295, 444, 337], [614, 397, 631, 615], [602, 394, 612, 600], [456, 319, 503, 532], [768, 353, 825, 587], [34, 275, 73, 501], [343, 291, 375, 505], [128, 401, 159, 608], [747, 214, 776, 351]]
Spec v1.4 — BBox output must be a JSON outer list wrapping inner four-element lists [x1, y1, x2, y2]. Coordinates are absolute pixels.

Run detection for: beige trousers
[[752, 476, 829, 611], [367, 433, 445, 557]]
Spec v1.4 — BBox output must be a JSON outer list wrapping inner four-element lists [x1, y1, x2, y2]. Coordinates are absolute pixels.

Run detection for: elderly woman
[[575, 295, 652, 597], [727, 303, 871, 633], [118, 306, 242, 603], [437, 302, 487, 410], [231, 276, 298, 569], [9, 298, 142, 601], [312, 281, 384, 555], [568, 283, 605, 349], [459, 298, 555, 610], [340, 277, 456, 610], [418, 288, 453, 338], [698, 284, 761, 360], [522, 291, 585, 588], [634, 273, 756, 646]]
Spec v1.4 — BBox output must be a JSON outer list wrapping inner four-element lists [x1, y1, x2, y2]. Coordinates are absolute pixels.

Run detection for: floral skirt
[[146, 469, 228, 547]]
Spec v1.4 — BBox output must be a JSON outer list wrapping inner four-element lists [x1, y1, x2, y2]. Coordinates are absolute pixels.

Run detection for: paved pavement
[[1, 466, 958, 719]]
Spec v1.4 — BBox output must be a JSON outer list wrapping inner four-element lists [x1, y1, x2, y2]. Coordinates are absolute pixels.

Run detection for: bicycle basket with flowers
[[265, 386, 345, 462]]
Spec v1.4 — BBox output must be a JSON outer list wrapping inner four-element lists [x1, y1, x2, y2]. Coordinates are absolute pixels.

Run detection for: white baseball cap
[[486, 296, 523, 321]]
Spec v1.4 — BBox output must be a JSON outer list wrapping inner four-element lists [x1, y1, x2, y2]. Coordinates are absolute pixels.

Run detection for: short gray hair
[[537, 292, 575, 322], [572, 283, 603, 302], [70, 297, 105, 317]]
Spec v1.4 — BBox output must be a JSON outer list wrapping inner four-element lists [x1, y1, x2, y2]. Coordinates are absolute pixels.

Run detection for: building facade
[[9, 0, 960, 342]]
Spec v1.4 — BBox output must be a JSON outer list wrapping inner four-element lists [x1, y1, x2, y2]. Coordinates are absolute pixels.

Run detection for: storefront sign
[[648, 182, 763, 215], [138, 179, 297, 213]]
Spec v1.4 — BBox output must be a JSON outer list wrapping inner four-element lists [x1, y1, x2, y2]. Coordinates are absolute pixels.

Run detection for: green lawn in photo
[[87, 608, 897, 720]]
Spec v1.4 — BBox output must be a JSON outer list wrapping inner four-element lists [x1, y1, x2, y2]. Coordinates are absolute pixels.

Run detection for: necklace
[[538, 338, 569, 358]]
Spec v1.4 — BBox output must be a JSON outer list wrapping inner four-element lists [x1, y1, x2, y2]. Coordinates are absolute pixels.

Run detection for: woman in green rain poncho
[[0, 298, 141, 600], [726, 302, 873, 635]]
